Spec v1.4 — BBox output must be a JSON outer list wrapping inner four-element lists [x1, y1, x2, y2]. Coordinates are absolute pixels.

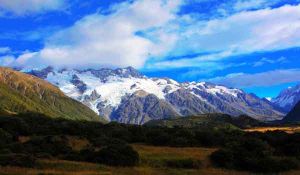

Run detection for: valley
[[1, 112, 300, 174], [1, 142, 300, 175], [1, 1, 300, 174]]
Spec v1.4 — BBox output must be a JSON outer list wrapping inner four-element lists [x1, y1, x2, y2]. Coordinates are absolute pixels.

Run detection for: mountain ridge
[[282, 101, 300, 123], [0, 67, 105, 122], [23, 66, 284, 124], [273, 84, 300, 112]]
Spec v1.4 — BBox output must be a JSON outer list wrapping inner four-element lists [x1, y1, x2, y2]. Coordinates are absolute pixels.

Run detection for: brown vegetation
[[2, 144, 300, 175], [244, 126, 300, 133]]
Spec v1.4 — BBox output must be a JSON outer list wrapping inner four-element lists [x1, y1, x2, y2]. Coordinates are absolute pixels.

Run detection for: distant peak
[[80, 66, 144, 79]]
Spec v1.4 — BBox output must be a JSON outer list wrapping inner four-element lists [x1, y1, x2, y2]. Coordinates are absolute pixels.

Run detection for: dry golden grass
[[1, 144, 300, 175], [0, 67, 63, 95], [244, 126, 300, 133]]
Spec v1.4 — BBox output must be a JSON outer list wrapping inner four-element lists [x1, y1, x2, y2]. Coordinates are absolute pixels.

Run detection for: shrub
[[23, 135, 72, 156], [94, 144, 139, 166], [210, 149, 235, 168], [210, 138, 299, 173], [0, 116, 30, 136], [146, 130, 171, 146], [0, 154, 36, 167], [0, 129, 13, 148], [195, 131, 216, 147]]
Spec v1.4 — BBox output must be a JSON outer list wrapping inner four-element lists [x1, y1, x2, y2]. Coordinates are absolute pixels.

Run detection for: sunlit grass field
[[244, 126, 300, 133], [1, 143, 300, 175]]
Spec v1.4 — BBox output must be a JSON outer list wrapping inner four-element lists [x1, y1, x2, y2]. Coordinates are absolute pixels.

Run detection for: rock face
[[282, 101, 300, 123], [111, 90, 179, 124], [25, 66, 284, 124], [272, 84, 300, 112]]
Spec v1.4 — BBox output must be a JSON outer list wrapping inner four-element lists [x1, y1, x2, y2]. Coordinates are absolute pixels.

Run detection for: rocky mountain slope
[[272, 84, 300, 112], [25, 66, 284, 124], [0, 67, 104, 122], [282, 101, 300, 123]]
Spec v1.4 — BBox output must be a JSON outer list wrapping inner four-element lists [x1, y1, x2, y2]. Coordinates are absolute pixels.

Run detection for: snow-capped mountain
[[25, 66, 284, 124], [272, 84, 300, 112]]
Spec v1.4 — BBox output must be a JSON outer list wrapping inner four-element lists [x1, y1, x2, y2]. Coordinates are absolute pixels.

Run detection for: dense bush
[[95, 143, 139, 166], [65, 139, 139, 167], [211, 138, 299, 173], [1, 112, 300, 172], [0, 154, 36, 167], [0, 129, 13, 148], [22, 135, 73, 157], [0, 116, 30, 136], [146, 129, 171, 146]]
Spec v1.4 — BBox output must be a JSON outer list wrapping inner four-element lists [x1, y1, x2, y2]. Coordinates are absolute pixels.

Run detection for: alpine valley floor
[[1, 144, 300, 175]]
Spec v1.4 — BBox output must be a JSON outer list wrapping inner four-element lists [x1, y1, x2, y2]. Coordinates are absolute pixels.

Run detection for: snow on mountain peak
[[24, 67, 284, 124], [273, 84, 300, 112]]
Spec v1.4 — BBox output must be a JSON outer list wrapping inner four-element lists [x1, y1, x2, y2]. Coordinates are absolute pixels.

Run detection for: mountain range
[[0, 67, 104, 122], [24, 66, 285, 124], [272, 84, 300, 113]]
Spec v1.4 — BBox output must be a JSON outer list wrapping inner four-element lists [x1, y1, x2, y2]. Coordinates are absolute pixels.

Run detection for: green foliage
[[0, 113, 300, 172], [211, 138, 299, 173], [0, 116, 30, 136], [95, 143, 140, 166], [144, 113, 264, 129], [0, 129, 13, 149], [22, 136, 73, 157]]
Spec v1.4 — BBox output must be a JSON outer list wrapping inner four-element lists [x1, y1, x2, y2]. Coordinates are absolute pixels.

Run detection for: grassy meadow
[[2, 114, 300, 174], [1, 142, 300, 175]]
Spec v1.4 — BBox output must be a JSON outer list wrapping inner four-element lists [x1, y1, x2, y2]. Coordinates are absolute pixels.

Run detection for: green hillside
[[0, 67, 105, 122], [144, 113, 263, 129]]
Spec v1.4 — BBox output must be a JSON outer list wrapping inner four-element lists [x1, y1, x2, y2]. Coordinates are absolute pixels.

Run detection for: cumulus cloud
[[0, 0, 66, 16], [2, 0, 300, 71], [157, 4, 300, 68], [6, 0, 181, 69], [207, 69, 300, 88]]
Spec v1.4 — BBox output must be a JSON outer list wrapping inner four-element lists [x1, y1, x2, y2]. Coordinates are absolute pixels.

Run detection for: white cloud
[[0, 0, 66, 16], [3, 1, 300, 71], [155, 4, 300, 68], [233, 0, 279, 11], [0, 47, 10, 54], [207, 69, 300, 88], [253, 57, 287, 67], [149, 50, 234, 69], [6, 0, 181, 69], [0, 55, 14, 66]]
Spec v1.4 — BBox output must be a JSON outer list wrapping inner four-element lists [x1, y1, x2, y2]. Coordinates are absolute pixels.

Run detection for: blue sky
[[0, 0, 300, 98]]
